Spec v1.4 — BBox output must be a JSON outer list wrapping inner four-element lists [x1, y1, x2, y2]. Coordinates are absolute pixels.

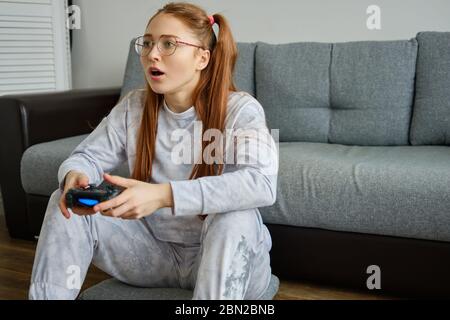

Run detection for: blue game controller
[[65, 181, 124, 209]]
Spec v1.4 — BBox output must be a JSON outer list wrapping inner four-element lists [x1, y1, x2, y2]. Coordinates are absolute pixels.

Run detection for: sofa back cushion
[[255, 42, 332, 143], [255, 39, 418, 145], [120, 39, 257, 99], [120, 38, 146, 99], [233, 42, 256, 96], [410, 32, 450, 145]]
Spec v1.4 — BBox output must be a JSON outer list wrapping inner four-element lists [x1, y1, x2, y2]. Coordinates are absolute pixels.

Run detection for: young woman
[[29, 2, 278, 300]]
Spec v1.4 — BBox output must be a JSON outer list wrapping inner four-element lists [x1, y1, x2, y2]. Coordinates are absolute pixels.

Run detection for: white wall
[[71, 0, 450, 90]]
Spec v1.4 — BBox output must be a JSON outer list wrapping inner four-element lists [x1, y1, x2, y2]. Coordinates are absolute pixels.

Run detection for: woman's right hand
[[59, 170, 96, 219]]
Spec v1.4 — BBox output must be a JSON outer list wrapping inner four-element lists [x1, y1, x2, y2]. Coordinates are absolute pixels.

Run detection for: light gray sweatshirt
[[58, 89, 278, 244]]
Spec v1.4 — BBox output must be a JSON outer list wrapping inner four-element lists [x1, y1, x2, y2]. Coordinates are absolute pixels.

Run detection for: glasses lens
[[135, 36, 153, 56], [158, 36, 177, 56], [134, 37, 143, 55]]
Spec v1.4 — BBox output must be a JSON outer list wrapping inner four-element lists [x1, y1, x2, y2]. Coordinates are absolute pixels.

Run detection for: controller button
[[78, 198, 99, 206]]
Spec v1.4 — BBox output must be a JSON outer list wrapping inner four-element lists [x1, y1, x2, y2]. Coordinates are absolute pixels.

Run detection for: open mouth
[[149, 67, 165, 78], [151, 70, 165, 76]]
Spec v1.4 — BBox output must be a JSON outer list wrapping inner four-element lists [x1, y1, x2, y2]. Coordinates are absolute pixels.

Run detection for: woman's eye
[[143, 41, 152, 47], [163, 41, 176, 49]]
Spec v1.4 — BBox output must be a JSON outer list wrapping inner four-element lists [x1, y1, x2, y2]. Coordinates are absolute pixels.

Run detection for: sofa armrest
[[0, 87, 121, 239], [0, 87, 121, 147]]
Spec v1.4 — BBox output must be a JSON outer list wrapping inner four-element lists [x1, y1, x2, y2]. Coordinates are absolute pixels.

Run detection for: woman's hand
[[59, 170, 95, 219], [93, 173, 174, 220]]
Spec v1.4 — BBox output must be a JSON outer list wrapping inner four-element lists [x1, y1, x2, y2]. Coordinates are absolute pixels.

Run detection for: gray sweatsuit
[[29, 89, 279, 299]]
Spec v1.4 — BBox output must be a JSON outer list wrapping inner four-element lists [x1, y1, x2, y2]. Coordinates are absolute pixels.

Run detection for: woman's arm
[[169, 100, 279, 216], [57, 92, 130, 191]]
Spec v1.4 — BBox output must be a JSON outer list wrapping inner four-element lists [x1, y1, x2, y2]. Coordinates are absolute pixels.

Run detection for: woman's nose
[[146, 44, 161, 61]]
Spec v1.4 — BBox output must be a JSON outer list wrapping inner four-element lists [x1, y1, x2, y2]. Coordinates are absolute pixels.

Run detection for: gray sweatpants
[[29, 189, 273, 300]]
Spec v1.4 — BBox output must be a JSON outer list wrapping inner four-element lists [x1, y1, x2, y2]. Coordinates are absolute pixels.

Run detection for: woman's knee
[[202, 209, 261, 243], [50, 188, 62, 202], [42, 188, 90, 231], [45, 188, 75, 221], [43, 189, 64, 218]]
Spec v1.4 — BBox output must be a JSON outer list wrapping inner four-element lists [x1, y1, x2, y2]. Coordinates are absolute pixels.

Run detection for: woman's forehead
[[146, 14, 195, 40]]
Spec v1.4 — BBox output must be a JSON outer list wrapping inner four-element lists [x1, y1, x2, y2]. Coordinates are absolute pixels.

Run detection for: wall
[[71, 0, 450, 89]]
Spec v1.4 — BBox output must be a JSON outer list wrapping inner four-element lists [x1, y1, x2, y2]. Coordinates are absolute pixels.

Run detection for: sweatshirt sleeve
[[169, 98, 279, 216], [57, 93, 129, 191]]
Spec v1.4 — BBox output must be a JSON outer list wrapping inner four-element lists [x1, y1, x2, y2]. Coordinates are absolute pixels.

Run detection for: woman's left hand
[[93, 173, 173, 220]]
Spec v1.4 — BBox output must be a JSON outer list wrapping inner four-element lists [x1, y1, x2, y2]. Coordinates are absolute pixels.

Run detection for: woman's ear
[[196, 49, 210, 71]]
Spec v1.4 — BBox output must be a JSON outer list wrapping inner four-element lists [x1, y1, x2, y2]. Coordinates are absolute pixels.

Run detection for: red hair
[[132, 2, 238, 182]]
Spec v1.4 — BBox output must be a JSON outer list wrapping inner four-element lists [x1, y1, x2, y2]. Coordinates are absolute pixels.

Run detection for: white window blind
[[0, 0, 72, 95]]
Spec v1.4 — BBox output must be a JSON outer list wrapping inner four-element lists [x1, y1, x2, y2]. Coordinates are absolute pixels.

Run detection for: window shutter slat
[[0, 71, 54, 78], [0, 64, 54, 72]]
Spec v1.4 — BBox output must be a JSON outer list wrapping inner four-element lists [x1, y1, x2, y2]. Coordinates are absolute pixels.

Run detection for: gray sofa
[[1, 31, 450, 298]]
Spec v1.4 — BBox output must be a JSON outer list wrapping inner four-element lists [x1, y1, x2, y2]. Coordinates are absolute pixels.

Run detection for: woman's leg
[[190, 208, 272, 300], [29, 189, 180, 299]]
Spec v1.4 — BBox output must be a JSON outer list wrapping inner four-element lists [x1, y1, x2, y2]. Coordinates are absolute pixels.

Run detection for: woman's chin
[[148, 83, 167, 94]]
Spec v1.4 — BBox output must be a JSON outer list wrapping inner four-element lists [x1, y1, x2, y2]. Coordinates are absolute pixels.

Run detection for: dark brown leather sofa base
[[269, 224, 450, 299]]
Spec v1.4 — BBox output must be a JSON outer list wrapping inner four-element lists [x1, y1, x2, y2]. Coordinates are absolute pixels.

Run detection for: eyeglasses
[[135, 35, 206, 57]]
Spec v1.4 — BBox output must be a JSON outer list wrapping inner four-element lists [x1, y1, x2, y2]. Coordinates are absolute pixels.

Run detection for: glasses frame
[[135, 35, 206, 57]]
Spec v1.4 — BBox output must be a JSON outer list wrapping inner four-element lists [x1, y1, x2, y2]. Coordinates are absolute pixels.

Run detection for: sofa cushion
[[329, 40, 417, 145], [234, 42, 257, 96], [259, 142, 450, 242], [410, 32, 450, 145], [22, 137, 450, 242], [255, 42, 332, 143], [120, 38, 146, 100], [120, 39, 257, 99], [255, 40, 418, 145], [21, 135, 130, 196]]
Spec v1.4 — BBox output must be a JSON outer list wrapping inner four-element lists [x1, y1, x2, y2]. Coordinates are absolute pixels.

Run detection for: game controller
[[65, 181, 124, 209]]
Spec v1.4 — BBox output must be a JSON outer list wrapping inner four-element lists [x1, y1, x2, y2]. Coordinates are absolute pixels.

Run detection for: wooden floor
[[0, 213, 395, 300]]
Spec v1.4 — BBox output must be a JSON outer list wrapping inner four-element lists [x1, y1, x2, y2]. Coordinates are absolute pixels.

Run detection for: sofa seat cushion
[[21, 134, 129, 196], [260, 142, 450, 242], [78, 274, 280, 300], [22, 137, 450, 243]]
